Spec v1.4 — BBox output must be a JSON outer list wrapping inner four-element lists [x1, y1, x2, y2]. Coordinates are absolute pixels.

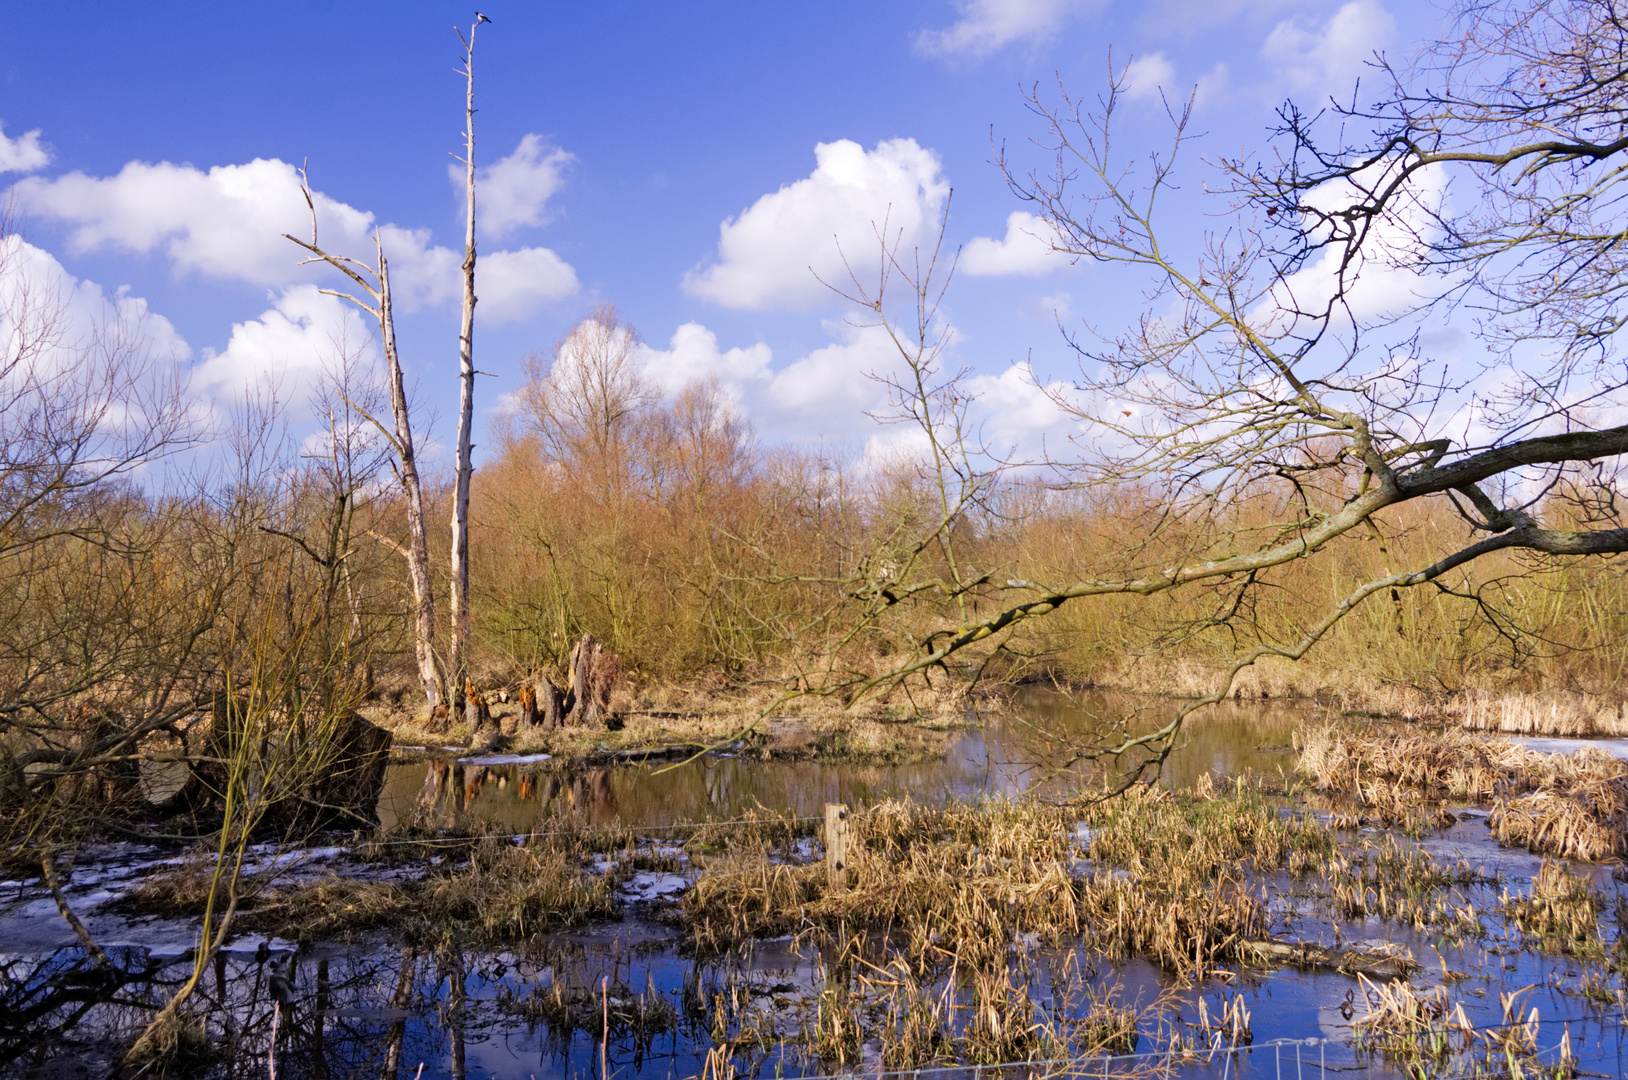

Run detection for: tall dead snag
[[449, 13, 490, 709], [284, 189, 446, 717]]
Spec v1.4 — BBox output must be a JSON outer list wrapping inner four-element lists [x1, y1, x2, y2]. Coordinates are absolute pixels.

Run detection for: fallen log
[[1243, 938, 1417, 979]]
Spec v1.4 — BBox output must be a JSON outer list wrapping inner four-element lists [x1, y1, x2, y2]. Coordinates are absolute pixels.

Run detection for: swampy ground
[[4, 690, 1628, 1079]]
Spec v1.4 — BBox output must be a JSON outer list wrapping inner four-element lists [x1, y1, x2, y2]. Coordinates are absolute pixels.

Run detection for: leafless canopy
[[807, 0, 1628, 790]]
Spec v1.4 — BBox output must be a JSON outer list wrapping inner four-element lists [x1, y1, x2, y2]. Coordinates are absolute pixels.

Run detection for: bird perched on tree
[[475, 12, 491, 24]]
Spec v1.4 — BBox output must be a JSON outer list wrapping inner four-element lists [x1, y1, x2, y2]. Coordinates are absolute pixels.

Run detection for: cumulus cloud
[[760, 320, 916, 438], [0, 236, 194, 462], [1254, 160, 1449, 342], [0, 234, 189, 380], [1262, 0, 1395, 96], [463, 133, 572, 240], [478, 247, 581, 323], [14, 155, 577, 320], [917, 0, 1102, 58], [1120, 53, 1178, 102], [192, 285, 369, 411], [0, 121, 50, 175], [636, 322, 773, 397], [966, 363, 1076, 453], [684, 138, 949, 311], [14, 158, 371, 286], [962, 211, 1072, 277]]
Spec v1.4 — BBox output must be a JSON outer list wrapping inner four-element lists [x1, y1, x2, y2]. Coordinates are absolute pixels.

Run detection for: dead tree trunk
[[448, 16, 488, 709], [282, 186, 446, 718], [380, 246, 446, 717], [540, 675, 566, 730]]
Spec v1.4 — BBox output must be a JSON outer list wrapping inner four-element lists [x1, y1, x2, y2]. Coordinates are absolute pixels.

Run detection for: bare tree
[[516, 302, 658, 477], [449, 12, 491, 705], [284, 182, 447, 714], [805, 1, 1628, 789]]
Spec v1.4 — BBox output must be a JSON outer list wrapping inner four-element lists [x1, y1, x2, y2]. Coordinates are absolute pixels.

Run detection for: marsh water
[[4, 690, 1627, 1079]]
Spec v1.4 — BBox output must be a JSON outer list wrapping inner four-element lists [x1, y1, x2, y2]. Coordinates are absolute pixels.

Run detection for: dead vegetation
[[1297, 722, 1628, 860], [374, 680, 982, 766], [1502, 859, 1605, 956], [122, 831, 618, 946], [674, 785, 1535, 1070]]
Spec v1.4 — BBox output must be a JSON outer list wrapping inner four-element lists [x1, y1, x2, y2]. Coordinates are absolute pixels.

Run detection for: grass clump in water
[[1298, 722, 1628, 860], [124, 830, 617, 945], [1502, 859, 1605, 957]]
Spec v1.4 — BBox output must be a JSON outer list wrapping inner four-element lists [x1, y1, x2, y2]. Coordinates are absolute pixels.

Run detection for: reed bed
[[123, 829, 620, 945], [1297, 723, 1628, 860], [1490, 781, 1628, 862], [678, 786, 1551, 1071]]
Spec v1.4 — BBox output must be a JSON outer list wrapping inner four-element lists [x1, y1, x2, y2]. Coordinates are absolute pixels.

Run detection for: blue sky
[[0, 0, 1444, 466]]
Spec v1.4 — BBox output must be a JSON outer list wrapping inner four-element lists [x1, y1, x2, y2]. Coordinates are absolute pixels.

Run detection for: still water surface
[[378, 690, 1312, 833], [5, 691, 1626, 1079]]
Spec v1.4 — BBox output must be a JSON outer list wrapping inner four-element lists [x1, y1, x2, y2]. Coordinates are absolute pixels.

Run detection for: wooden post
[[825, 802, 850, 895]]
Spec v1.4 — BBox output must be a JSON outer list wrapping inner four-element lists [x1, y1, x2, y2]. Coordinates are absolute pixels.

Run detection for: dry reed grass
[[1501, 859, 1604, 954], [1297, 723, 1628, 860], [124, 831, 617, 945], [684, 786, 1341, 979]]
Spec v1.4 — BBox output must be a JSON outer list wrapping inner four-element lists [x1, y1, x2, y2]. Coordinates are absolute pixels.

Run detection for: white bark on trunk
[[378, 246, 444, 712], [281, 182, 446, 715], [449, 18, 484, 705]]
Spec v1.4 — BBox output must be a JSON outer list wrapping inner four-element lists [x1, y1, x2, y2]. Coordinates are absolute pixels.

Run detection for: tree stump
[[540, 675, 566, 730], [518, 683, 538, 730], [566, 634, 622, 728], [465, 681, 498, 751]]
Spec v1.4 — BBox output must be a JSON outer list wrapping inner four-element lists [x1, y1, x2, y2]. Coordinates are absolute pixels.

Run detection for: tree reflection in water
[[0, 933, 802, 1079]]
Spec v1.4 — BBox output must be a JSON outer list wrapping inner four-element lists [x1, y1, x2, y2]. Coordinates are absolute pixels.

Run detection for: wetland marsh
[[5, 692, 1628, 1079]]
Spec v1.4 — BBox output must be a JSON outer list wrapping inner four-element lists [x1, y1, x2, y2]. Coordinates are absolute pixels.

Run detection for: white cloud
[[765, 320, 909, 432], [1137, 0, 1297, 34], [962, 211, 1071, 276], [684, 138, 950, 311], [636, 322, 773, 397], [0, 121, 50, 175], [13, 155, 576, 316], [478, 247, 581, 322], [0, 234, 189, 381], [1250, 160, 1449, 350], [193, 285, 367, 411], [966, 363, 1076, 454], [1021, 291, 1073, 321], [917, 0, 1101, 58], [1121, 53, 1178, 102], [462, 133, 572, 240], [1262, 0, 1395, 96], [14, 158, 371, 287], [0, 236, 193, 462]]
